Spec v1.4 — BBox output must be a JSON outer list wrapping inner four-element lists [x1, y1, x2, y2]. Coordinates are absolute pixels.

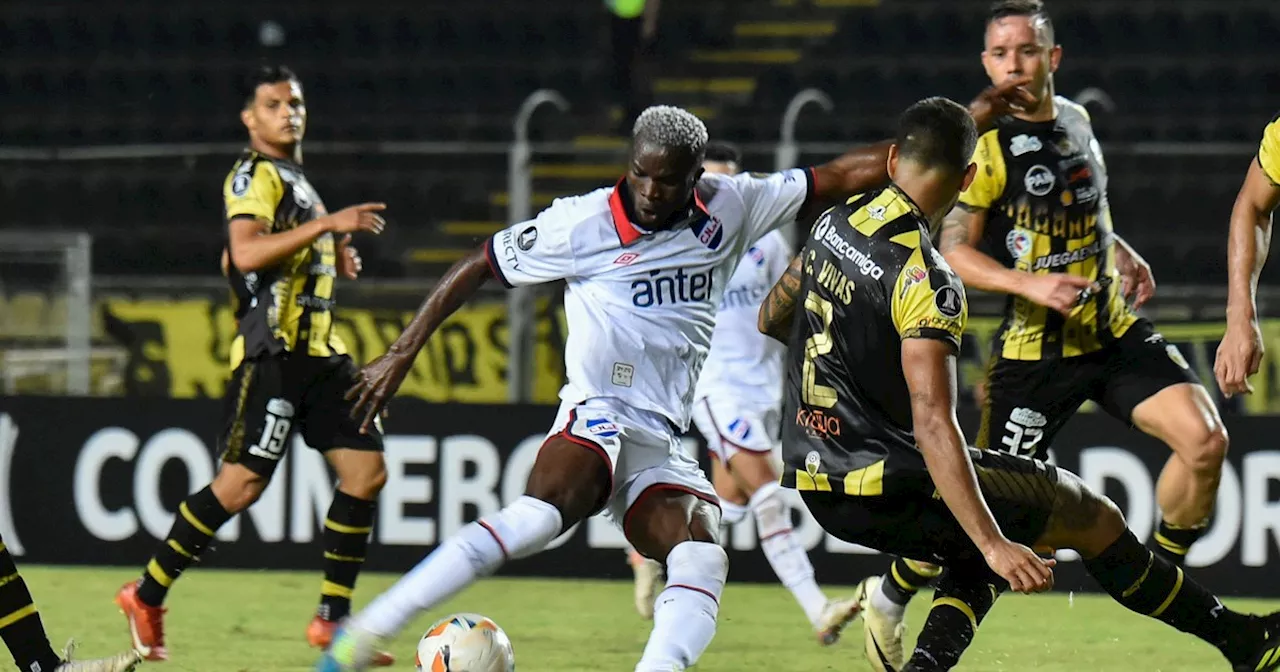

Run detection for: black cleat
[[1234, 613, 1280, 672]]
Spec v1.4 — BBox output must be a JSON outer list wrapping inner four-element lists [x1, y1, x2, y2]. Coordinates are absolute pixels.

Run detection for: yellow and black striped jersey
[[222, 150, 346, 370], [959, 96, 1136, 361], [1258, 111, 1280, 185], [781, 186, 967, 497]]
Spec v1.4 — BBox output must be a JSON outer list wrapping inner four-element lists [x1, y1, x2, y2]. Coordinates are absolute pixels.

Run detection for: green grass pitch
[[19, 566, 1280, 671]]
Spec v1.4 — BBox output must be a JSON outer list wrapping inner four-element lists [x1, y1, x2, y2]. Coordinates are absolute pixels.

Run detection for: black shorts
[[218, 353, 384, 477], [801, 449, 1058, 569], [977, 319, 1199, 460]]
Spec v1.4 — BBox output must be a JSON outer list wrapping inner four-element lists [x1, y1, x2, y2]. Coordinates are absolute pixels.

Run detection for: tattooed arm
[[758, 253, 804, 343], [938, 204, 1090, 316]]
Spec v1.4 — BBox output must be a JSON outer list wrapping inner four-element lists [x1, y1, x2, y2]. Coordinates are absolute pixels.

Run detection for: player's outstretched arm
[[758, 253, 804, 343], [227, 203, 386, 273], [902, 338, 1053, 594], [938, 205, 1091, 316], [346, 245, 493, 432], [1216, 157, 1280, 396], [806, 78, 1035, 211]]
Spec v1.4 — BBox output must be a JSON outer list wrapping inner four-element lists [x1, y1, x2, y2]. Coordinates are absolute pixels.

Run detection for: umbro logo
[[614, 252, 640, 265]]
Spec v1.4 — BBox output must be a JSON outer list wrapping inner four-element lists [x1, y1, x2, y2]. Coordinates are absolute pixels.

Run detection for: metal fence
[[0, 88, 1267, 403]]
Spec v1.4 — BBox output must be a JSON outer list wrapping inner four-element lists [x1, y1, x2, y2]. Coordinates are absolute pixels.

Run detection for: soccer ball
[[414, 613, 515, 672]]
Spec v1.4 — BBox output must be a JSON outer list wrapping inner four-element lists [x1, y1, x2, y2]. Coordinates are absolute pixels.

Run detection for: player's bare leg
[[316, 437, 609, 671], [727, 451, 858, 644], [117, 461, 264, 660], [627, 456, 742, 620], [627, 490, 726, 672], [307, 449, 393, 665], [905, 465, 1280, 672], [1130, 382, 1229, 565], [711, 454, 750, 533]]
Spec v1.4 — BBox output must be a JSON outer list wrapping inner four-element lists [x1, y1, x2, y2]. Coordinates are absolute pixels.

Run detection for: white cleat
[[814, 595, 862, 646], [629, 550, 664, 619], [55, 640, 143, 672], [856, 577, 907, 672]]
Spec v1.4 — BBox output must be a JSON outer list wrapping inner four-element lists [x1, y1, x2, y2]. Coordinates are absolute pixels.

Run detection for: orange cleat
[[114, 581, 168, 662], [307, 616, 396, 667]]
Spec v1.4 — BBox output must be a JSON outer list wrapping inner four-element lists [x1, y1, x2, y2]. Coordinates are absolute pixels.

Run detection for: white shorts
[[547, 398, 718, 534], [690, 396, 781, 463]]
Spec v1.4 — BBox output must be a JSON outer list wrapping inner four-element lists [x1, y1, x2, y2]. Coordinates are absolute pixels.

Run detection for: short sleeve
[[958, 130, 1007, 210], [762, 231, 795, 283], [890, 248, 966, 351], [485, 200, 579, 288], [224, 161, 284, 224], [1259, 113, 1280, 185], [734, 168, 815, 243]]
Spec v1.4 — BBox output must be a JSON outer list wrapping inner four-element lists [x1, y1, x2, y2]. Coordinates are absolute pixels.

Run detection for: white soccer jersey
[[693, 229, 792, 411], [486, 169, 814, 430]]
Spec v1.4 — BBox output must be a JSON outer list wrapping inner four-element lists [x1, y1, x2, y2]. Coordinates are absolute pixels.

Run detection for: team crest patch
[[231, 173, 251, 196], [585, 417, 620, 438], [727, 418, 752, 442], [1005, 228, 1032, 260], [691, 215, 724, 250], [804, 451, 821, 476]]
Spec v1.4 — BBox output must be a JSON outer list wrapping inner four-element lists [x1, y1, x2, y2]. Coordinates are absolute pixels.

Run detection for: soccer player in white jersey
[[319, 83, 1032, 671], [626, 141, 861, 643]]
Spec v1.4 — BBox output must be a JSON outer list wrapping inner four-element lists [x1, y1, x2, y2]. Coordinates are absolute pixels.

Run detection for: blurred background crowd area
[[1, 0, 1277, 410]]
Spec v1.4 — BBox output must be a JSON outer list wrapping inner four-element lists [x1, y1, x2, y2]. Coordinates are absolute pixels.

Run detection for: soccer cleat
[[1234, 613, 1280, 672], [56, 640, 143, 672], [814, 595, 862, 646], [114, 581, 168, 662], [857, 576, 907, 672], [629, 550, 663, 620], [314, 624, 390, 672], [308, 617, 395, 667]]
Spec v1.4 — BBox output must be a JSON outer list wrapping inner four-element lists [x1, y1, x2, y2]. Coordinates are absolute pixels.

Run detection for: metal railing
[[0, 88, 1265, 401]]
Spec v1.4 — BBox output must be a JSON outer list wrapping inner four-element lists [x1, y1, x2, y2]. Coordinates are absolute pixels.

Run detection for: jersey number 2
[[803, 291, 838, 408]]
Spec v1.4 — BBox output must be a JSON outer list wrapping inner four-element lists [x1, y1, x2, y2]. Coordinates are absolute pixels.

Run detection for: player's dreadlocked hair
[[896, 97, 978, 175], [632, 106, 709, 160], [241, 64, 300, 108], [988, 0, 1055, 44]]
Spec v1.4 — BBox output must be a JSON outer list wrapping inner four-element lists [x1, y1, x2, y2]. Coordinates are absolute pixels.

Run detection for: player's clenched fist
[[1215, 320, 1264, 397], [984, 539, 1056, 595]]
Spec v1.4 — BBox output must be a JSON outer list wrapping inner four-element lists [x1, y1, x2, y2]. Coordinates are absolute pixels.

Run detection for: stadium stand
[[0, 0, 1276, 282]]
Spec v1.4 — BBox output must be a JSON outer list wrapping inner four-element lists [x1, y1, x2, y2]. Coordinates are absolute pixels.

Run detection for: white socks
[[354, 496, 562, 637], [719, 499, 748, 526], [873, 578, 908, 621], [634, 541, 728, 672], [750, 482, 827, 626]]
